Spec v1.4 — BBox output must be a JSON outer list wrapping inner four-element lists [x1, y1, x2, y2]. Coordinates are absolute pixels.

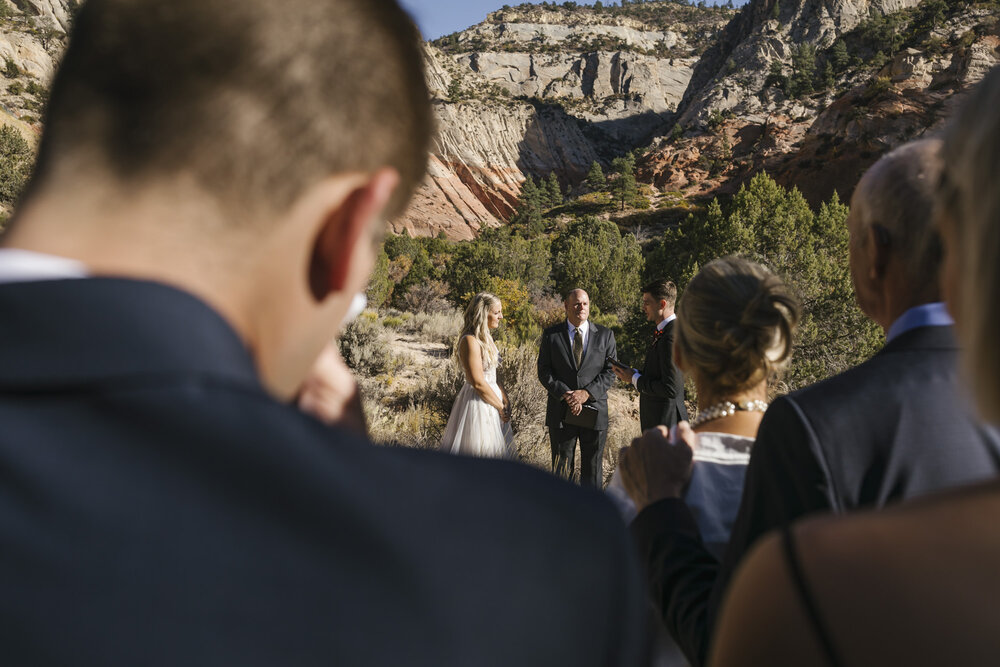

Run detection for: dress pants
[[549, 425, 607, 487]]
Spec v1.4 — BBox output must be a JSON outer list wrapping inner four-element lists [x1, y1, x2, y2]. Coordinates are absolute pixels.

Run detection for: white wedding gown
[[440, 353, 514, 459]]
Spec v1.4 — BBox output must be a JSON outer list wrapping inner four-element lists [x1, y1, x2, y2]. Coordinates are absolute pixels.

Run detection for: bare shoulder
[[715, 481, 1000, 666], [458, 334, 479, 353], [804, 481, 1000, 665], [710, 530, 829, 666]]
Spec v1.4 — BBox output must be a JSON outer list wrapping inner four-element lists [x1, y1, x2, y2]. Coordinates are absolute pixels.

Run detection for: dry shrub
[[339, 316, 402, 376], [403, 309, 463, 345], [603, 389, 641, 486], [410, 360, 465, 419], [366, 399, 446, 450], [402, 280, 452, 314], [363, 361, 463, 450], [498, 342, 550, 470], [534, 293, 565, 330]]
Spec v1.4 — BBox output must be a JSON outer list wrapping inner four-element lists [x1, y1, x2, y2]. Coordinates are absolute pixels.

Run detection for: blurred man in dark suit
[[0, 1, 650, 664]]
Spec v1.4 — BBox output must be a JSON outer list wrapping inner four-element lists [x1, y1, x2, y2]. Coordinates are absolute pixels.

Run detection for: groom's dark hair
[[26, 0, 432, 220], [643, 279, 677, 308]]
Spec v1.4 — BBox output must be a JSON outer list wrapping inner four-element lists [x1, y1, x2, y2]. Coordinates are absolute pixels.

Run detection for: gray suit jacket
[[537, 320, 617, 431]]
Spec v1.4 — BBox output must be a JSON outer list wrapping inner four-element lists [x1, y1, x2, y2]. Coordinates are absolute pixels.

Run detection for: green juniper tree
[[585, 161, 605, 191], [647, 173, 881, 391], [610, 153, 638, 211]]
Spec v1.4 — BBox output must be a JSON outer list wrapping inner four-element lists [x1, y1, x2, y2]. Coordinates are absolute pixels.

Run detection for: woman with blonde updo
[[440, 292, 514, 458], [607, 256, 799, 665]]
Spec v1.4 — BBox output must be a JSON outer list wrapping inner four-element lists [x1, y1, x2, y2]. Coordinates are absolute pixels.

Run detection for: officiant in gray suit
[[538, 289, 617, 486]]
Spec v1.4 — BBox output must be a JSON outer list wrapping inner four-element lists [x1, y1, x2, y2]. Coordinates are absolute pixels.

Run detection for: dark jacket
[[630, 325, 1000, 666], [636, 318, 687, 432], [0, 278, 650, 667], [537, 320, 617, 431]]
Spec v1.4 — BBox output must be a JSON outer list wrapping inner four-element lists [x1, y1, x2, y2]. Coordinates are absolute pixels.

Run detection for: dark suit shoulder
[[542, 321, 567, 337], [786, 326, 959, 419]]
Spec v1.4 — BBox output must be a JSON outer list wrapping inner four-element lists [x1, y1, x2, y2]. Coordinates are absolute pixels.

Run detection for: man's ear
[[309, 169, 399, 301], [868, 223, 892, 281]]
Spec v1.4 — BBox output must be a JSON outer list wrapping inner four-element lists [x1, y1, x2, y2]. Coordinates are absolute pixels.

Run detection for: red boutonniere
[[653, 328, 664, 345]]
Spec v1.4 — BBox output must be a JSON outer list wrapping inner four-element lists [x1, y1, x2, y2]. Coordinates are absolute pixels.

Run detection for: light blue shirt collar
[[657, 313, 676, 331], [886, 302, 953, 343]]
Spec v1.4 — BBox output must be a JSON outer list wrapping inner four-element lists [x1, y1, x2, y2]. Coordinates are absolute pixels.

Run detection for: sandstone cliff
[[639, 0, 1000, 207], [393, 95, 602, 240], [0, 0, 72, 129], [399, 1, 733, 239]]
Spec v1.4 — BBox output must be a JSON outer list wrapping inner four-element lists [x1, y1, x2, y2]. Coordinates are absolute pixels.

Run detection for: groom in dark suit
[[613, 279, 687, 431], [538, 289, 618, 486]]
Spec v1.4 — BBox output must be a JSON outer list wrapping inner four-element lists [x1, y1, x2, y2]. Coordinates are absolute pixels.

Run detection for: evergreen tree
[[366, 245, 393, 309], [545, 172, 562, 208], [551, 216, 643, 317], [610, 153, 638, 211], [830, 39, 850, 73], [648, 173, 881, 390], [585, 161, 605, 191], [0, 125, 31, 205], [510, 176, 545, 235], [788, 43, 817, 98]]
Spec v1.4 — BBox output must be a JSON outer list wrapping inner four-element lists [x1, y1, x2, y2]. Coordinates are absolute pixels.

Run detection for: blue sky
[[398, 0, 749, 41]]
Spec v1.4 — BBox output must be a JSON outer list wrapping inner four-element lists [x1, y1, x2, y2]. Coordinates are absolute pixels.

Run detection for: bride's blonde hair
[[455, 292, 500, 369]]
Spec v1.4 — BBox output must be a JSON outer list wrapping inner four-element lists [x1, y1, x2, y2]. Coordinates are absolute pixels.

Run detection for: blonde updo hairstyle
[[937, 67, 1000, 423], [455, 292, 500, 369], [675, 256, 800, 396]]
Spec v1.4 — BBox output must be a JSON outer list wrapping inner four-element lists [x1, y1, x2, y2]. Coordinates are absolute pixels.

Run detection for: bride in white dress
[[440, 292, 514, 458]]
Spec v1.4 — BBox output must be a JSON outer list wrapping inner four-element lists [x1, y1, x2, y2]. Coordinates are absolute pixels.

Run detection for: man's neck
[[655, 309, 674, 326]]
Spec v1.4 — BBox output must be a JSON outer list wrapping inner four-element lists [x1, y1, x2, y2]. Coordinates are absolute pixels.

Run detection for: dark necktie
[[573, 328, 583, 368]]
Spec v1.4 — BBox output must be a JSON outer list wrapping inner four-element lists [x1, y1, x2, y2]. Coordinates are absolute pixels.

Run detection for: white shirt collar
[[0, 248, 89, 284], [568, 319, 590, 335], [657, 313, 676, 331]]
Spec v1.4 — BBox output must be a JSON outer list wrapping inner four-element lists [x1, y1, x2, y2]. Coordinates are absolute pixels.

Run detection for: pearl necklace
[[690, 400, 769, 429]]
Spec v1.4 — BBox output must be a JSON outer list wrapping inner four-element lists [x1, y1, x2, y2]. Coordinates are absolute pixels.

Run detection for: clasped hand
[[563, 389, 590, 416], [619, 422, 697, 513]]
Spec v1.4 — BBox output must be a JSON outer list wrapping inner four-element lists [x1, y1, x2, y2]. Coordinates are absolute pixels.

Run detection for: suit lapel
[[580, 323, 598, 369], [556, 322, 576, 370]]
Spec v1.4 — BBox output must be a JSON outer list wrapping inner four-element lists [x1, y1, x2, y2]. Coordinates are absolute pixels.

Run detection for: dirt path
[[389, 331, 452, 392]]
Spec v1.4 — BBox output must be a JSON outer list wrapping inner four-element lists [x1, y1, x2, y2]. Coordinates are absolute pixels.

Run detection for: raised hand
[[298, 342, 367, 436], [618, 422, 697, 513]]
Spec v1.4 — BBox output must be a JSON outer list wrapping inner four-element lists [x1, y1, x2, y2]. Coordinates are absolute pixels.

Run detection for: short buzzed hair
[[28, 0, 432, 219], [642, 279, 677, 308], [853, 139, 944, 299]]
